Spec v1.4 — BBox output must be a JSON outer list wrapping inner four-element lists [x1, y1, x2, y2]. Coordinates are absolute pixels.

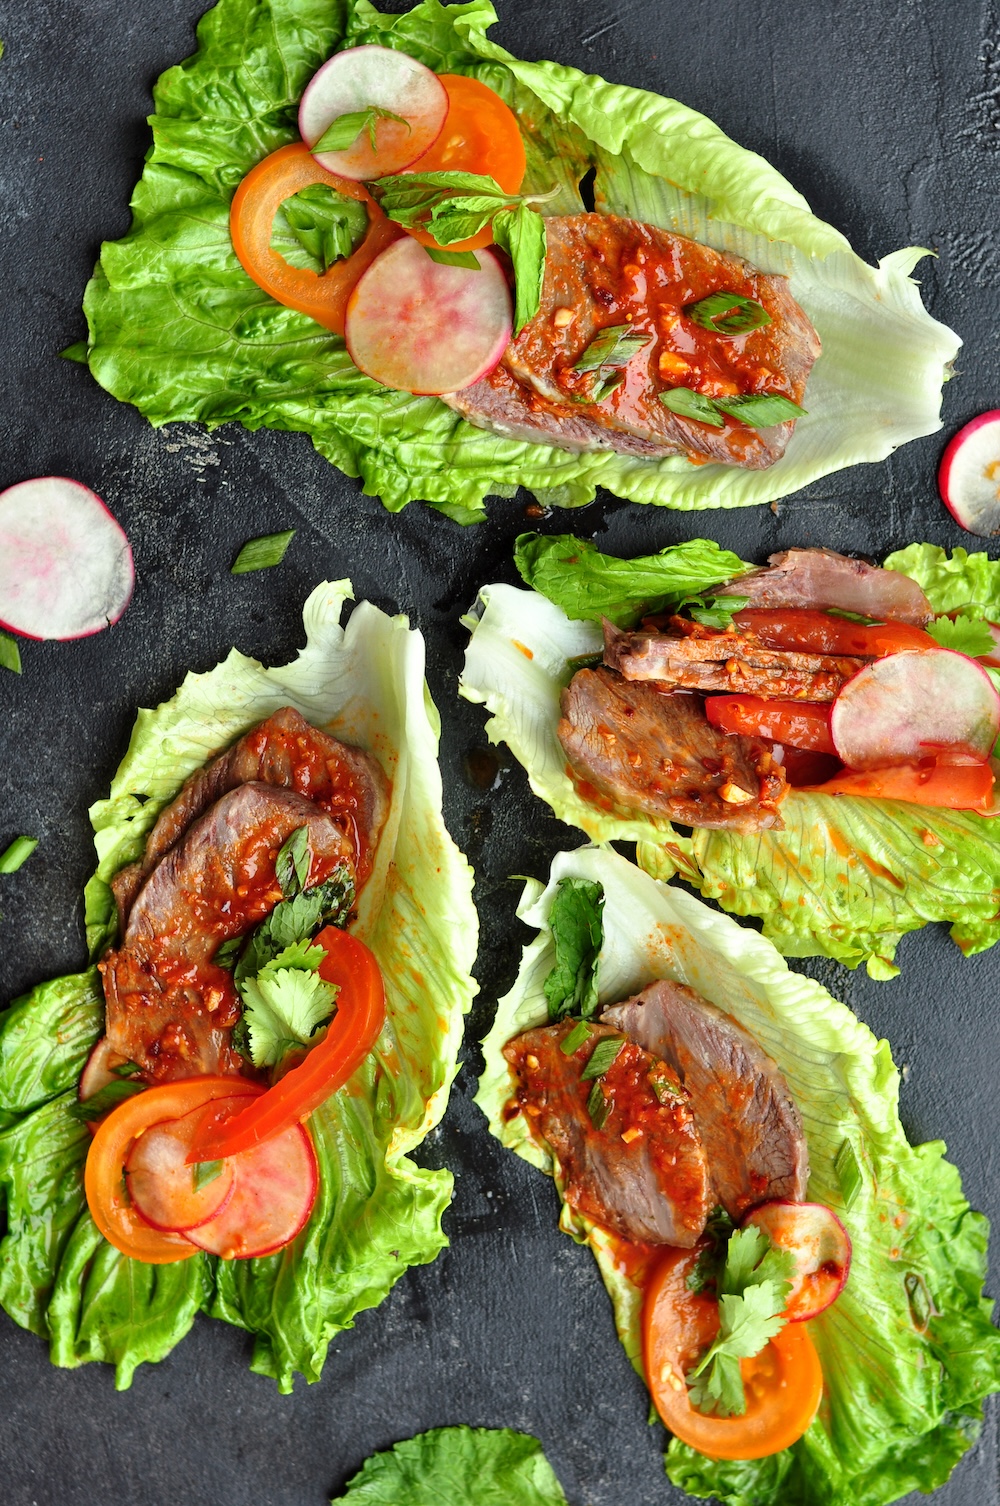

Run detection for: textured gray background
[[1, 0, 999, 1501]]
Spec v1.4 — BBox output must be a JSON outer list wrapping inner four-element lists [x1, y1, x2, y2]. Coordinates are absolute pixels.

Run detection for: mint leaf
[[313, 104, 409, 155], [491, 203, 546, 333], [542, 878, 604, 1021], [271, 184, 368, 273]]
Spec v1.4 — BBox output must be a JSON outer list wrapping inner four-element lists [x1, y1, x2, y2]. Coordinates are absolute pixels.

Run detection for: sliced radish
[[185, 1121, 317, 1259], [126, 1104, 236, 1233], [830, 649, 1000, 770], [345, 238, 512, 395], [299, 45, 447, 182], [0, 477, 133, 641], [79, 1037, 125, 1103], [939, 410, 1000, 535], [979, 621, 1000, 669], [742, 1200, 851, 1322]]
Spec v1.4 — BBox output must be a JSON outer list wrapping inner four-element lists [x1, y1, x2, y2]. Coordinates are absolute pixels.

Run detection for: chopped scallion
[[587, 1078, 611, 1130], [0, 835, 37, 874], [560, 1019, 592, 1055], [231, 529, 295, 575], [834, 1138, 863, 1210], [581, 1035, 625, 1081], [0, 630, 21, 675], [686, 291, 772, 335]]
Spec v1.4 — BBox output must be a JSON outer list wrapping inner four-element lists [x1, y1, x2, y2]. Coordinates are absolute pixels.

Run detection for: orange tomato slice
[[403, 74, 526, 253], [85, 1076, 261, 1263], [642, 1246, 823, 1460], [805, 758, 996, 812], [229, 142, 400, 335]]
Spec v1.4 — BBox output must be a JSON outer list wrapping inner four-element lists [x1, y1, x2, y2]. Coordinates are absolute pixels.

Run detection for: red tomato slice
[[642, 1246, 823, 1460], [805, 759, 996, 811], [230, 143, 401, 335], [85, 1076, 261, 1263], [187, 927, 386, 1162], [403, 74, 526, 252], [733, 608, 938, 658], [705, 695, 836, 754]]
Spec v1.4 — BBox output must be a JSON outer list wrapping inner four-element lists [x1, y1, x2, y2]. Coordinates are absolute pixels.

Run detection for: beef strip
[[504, 1020, 711, 1246], [112, 707, 387, 932], [558, 665, 787, 830], [443, 214, 820, 469], [727, 548, 933, 625], [602, 980, 809, 1219], [603, 619, 866, 701], [101, 783, 355, 1081]]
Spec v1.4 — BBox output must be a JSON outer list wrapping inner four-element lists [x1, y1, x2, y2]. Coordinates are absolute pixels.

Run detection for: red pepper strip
[[187, 927, 386, 1162], [705, 695, 836, 754], [230, 143, 401, 336]]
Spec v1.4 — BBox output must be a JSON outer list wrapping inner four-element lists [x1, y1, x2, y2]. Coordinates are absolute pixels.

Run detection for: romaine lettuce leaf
[[460, 546, 1000, 975], [476, 845, 1000, 1506], [334, 1425, 569, 1504], [77, 0, 959, 522], [0, 582, 477, 1389]]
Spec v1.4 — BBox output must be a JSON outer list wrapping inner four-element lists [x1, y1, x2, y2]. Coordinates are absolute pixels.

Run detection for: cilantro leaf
[[927, 612, 998, 658], [240, 967, 338, 1070], [686, 1227, 794, 1416], [234, 865, 355, 986], [542, 878, 604, 1021]]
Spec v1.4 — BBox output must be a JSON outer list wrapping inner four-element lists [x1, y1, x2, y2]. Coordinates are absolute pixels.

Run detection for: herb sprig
[[686, 1226, 794, 1417]]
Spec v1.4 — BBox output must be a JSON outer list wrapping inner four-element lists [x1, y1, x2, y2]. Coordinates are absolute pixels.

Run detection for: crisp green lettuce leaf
[[334, 1425, 569, 1504], [886, 542, 1000, 618], [78, 0, 959, 521], [476, 845, 1000, 1506], [0, 582, 477, 1389], [460, 547, 1000, 974]]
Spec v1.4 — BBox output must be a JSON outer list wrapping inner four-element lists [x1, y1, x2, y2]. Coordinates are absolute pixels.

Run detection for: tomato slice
[[403, 74, 526, 252], [643, 1246, 823, 1461], [805, 758, 996, 811], [230, 142, 400, 335], [705, 695, 836, 754], [85, 1076, 261, 1264], [187, 927, 386, 1162], [733, 609, 938, 658]]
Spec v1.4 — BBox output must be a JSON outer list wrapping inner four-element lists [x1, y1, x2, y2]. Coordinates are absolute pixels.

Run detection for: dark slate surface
[[1, 1, 999, 1501]]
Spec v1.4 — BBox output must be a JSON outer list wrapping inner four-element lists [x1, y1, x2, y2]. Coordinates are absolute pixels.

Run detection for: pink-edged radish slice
[[185, 1120, 317, 1259], [79, 1037, 125, 1103], [939, 410, 1000, 535], [0, 477, 133, 641], [742, 1200, 851, 1322], [126, 1103, 237, 1233], [345, 237, 512, 395], [978, 620, 1000, 668], [830, 648, 1000, 770], [299, 45, 447, 182]]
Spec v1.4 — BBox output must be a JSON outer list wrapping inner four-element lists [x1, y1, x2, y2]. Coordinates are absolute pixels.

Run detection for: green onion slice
[[231, 529, 295, 575], [0, 835, 37, 874], [686, 291, 772, 335]]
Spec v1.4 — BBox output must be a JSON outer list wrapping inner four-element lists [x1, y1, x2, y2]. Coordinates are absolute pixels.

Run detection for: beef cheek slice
[[558, 665, 787, 830], [602, 980, 809, 1219], [101, 783, 355, 1081], [504, 1019, 711, 1246], [112, 706, 387, 930], [727, 548, 932, 625]]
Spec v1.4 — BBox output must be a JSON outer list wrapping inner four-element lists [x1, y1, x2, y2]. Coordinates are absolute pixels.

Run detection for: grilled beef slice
[[558, 666, 787, 830], [603, 619, 866, 701], [504, 1020, 711, 1246], [112, 707, 387, 931], [101, 783, 355, 1081], [444, 214, 820, 469], [602, 980, 809, 1219], [727, 548, 932, 625]]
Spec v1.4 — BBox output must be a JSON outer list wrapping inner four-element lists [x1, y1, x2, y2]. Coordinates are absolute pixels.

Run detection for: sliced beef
[[727, 548, 932, 625], [101, 783, 355, 1081], [558, 666, 787, 830], [112, 707, 387, 931], [603, 619, 866, 702], [444, 213, 820, 469], [504, 1020, 711, 1246], [602, 980, 809, 1219]]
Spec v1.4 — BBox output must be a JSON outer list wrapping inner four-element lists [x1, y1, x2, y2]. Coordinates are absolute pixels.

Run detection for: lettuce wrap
[[74, 0, 959, 524], [476, 844, 1000, 1505], [334, 1426, 569, 1504], [460, 535, 1000, 977], [0, 582, 477, 1390]]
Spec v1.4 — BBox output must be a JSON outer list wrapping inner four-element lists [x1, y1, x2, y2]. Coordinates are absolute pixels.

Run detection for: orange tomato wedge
[[85, 1075, 262, 1263], [403, 74, 526, 252], [230, 142, 400, 335], [642, 1246, 823, 1460], [804, 758, 996, 811], [187, 928, 386, 1162]]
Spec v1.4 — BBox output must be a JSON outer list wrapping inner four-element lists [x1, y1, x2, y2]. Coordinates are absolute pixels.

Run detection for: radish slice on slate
[[742, 1201, 851, 1322], [299, 45, 447, 182], [939, 410, 1000, 535], [345, 238, 512, 395], [126, 1104, 236, 1233], [830, 649, 1000, 769], [0, 477, 133, 641], [185, 1121, 318, 1259]]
